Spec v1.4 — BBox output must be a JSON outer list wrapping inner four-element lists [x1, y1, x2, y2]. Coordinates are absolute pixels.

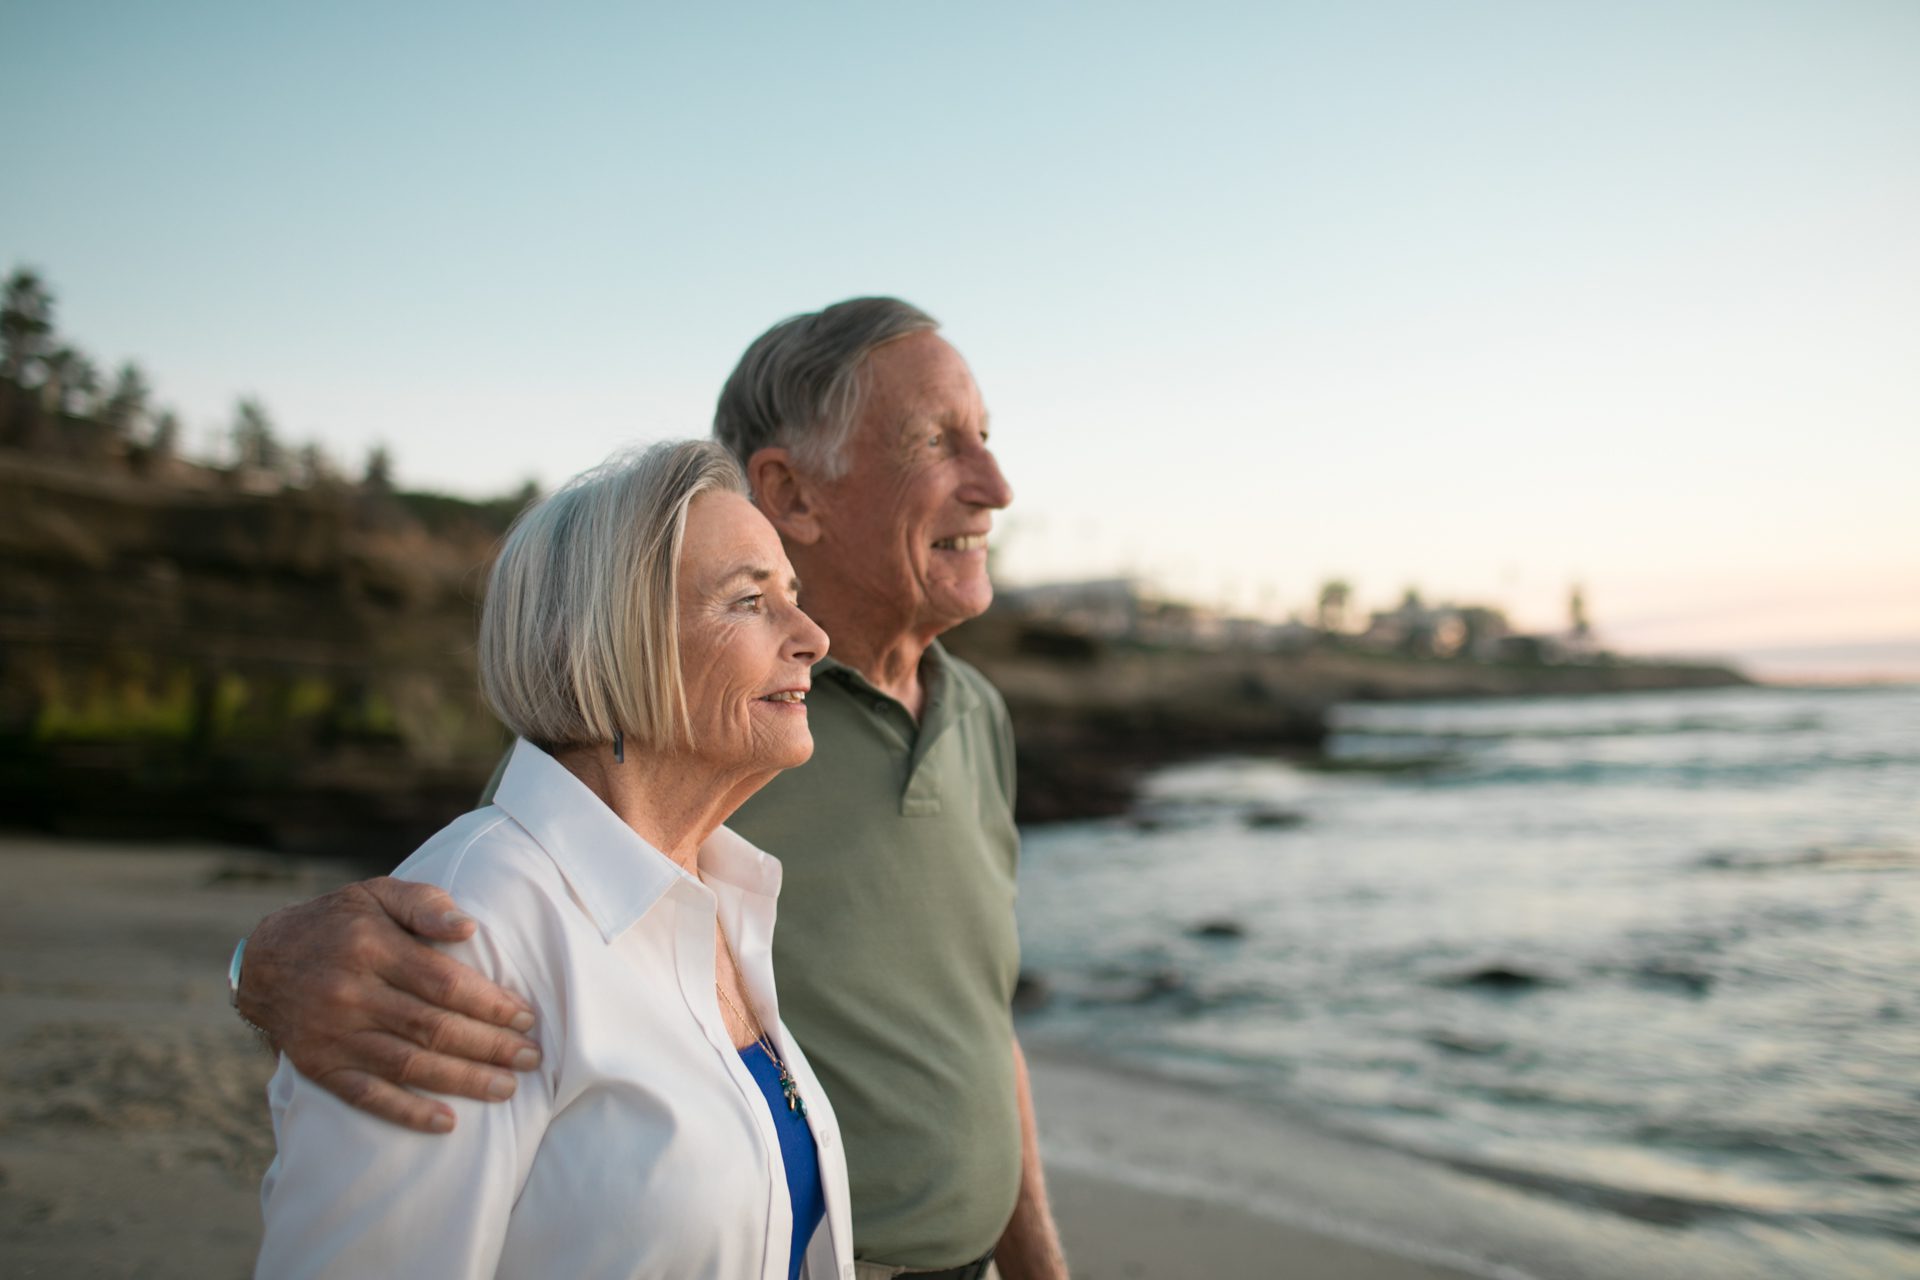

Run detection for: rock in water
[[1444, 965, 1553, 992], [1244, 807, 1307, 831]]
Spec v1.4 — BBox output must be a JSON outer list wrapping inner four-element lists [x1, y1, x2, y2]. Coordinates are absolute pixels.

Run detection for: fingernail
[[487, 1074, 517, 1099], [430, 1110, 455, 1133], [508, 1010, 535, 1033], [511, 1046, 541, 1071], [442, 911, 474, 931]]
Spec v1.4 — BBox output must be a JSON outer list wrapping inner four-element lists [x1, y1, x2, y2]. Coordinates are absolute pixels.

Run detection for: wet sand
[[0, 835, 1792, 1279], [1023, 1054, 1811, 1280]]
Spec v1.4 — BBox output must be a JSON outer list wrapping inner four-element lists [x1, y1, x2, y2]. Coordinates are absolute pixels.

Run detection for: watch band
[[228, 935, 248, 1008], [228, 936, 272, 1045]]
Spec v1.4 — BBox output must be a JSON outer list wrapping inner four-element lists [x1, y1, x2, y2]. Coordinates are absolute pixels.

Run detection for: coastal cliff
[[1, 452, 1748, 844], [0, 452, 510, 855]]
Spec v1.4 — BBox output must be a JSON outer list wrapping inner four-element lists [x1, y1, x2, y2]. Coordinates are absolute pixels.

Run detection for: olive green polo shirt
[[729, 643, 1022, 1266]]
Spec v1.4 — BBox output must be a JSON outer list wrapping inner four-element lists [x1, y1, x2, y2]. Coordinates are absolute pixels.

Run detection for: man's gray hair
[[479, 439, 746, 753], [712, 297, 938, 480]]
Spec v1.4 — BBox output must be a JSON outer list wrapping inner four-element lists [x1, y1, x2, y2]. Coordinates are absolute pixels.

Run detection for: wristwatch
[[228, 936, 248, 1007], [228, 936, 272, 1044]]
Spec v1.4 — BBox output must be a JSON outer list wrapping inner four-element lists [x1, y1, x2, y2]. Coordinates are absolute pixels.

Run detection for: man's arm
[[238, 877, 542, 1134], [257, 915, 552, 1277], [993, 1038, 1070, 1280]]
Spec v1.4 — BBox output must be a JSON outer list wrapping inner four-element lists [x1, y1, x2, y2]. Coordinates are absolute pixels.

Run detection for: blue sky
[[3, 2, 1916, 668]]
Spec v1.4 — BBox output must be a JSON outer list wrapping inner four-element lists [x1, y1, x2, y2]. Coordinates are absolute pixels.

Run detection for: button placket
[[685, 876, 793, 1280]]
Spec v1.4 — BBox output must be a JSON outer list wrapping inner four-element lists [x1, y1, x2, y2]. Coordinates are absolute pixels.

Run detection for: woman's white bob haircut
[[479, 439, 747, 753]]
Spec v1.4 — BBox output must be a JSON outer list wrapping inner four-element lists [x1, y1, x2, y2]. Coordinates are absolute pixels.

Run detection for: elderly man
[[233, 298, 1069, 1280]]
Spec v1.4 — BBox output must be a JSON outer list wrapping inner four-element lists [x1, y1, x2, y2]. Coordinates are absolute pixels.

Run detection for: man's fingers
[[369, 985, 541, 1076], [244, 877, 537, 1131], [313, 1064, 458, 1135], [379, 937, 536, 1034], [360, 876, 479, 943], [339, 1027, 524, 1106]]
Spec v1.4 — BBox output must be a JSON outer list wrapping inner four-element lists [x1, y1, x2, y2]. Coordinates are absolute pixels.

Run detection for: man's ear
[[746, 446, 823, 545]]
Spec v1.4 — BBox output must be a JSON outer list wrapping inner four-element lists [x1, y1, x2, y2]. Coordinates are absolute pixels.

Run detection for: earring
[[613, 730, 624, 763]]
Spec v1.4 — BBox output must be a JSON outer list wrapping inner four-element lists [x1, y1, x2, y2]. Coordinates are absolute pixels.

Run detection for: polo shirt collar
[[813, 639, 981, 721], [490, 738, 782, 944]]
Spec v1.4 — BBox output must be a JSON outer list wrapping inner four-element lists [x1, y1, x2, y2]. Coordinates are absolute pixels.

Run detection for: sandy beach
[[0, 835, 1822, 1278]]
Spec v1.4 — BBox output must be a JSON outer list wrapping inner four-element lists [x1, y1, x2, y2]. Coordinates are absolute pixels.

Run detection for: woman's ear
[[746, 447, 823, 545]]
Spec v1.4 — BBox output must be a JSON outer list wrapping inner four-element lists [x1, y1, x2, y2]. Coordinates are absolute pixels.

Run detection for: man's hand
[[239, 877, 541, 1134], [994, 1038, 1070, 1279]]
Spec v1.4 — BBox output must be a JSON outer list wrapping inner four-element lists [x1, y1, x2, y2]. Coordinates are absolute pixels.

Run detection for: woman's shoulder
[[393, 806, 573, 940]]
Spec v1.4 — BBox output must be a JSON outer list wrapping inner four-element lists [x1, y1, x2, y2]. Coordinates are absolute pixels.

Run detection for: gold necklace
[[715, 932, 807, 1118]]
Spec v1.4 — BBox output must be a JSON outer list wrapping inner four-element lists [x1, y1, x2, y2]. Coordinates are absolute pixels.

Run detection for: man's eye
[[737, 593, 765, 612], [925, 431, 944, 449]]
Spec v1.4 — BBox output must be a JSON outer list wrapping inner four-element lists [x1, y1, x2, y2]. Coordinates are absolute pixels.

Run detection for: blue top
[[740, 1044, 826, 1280]]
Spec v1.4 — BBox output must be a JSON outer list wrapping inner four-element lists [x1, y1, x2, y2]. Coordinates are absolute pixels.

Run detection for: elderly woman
[[254, 440, 853, 1280]]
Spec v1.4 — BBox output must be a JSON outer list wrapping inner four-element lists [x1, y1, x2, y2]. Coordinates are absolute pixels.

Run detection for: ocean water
[[1014, 683, 1920, 1273]]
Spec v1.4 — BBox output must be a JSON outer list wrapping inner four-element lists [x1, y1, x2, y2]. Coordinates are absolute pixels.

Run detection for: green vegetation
[[0, 266, 527, 852]]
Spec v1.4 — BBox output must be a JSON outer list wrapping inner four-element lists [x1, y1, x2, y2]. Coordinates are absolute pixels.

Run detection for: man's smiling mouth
[[931, 534, 989, 551]]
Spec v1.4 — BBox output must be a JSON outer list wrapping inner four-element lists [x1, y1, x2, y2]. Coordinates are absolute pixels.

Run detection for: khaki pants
[[853, 1262, 1001, 1280]]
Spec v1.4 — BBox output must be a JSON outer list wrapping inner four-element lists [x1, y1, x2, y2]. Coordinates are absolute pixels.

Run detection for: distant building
[[1000, 574, 1602, 665], [997, 577, 1144, 640], [1357, 593, 1527, 660], [999, 577, 1312, 653], [1360, 590, 1450, 656]]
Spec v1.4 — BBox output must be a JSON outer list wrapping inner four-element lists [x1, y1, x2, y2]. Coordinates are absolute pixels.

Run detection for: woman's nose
[[786, 606, 828, 665]]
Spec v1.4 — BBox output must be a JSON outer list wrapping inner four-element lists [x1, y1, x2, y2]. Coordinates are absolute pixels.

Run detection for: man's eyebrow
[[895, 408, 991, 441]]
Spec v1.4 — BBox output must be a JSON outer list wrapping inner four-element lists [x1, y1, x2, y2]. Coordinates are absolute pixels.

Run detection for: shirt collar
[[813, 639, 980, 718], [490, 738, 783, 944]]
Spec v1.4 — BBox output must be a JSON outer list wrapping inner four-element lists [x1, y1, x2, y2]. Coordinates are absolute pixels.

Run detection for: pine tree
[[232, 396, 283, 470], [0, 268, 55, 383], [100, 361, 152, 436]]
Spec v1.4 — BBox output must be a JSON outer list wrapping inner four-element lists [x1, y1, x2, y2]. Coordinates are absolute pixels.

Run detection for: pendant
[[780, 1067, 807, 1118]]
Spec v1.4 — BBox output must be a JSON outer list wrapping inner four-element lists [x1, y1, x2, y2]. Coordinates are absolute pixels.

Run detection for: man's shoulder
[[940, 649, 1009, 720], [937, 647, 1018, 813], [940, 648, 994, 688]]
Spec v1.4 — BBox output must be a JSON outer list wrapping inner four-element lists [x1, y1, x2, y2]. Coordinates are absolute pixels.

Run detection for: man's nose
[[961, 447, 1013, 510]]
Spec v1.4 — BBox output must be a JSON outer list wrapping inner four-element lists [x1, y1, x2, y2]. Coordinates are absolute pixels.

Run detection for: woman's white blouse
[[255, 739, 856, 1280]]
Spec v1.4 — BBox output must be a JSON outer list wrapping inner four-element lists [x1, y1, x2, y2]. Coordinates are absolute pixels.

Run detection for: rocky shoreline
[[943, 613, 1750, 823]]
